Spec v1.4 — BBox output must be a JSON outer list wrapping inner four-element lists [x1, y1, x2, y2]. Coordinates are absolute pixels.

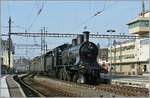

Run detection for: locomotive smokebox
[[83, 31, 90, 42], [72, 38, 77, 46], [77, 34, 84, 44]]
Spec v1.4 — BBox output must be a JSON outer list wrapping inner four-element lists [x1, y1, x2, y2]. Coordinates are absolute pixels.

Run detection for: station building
[[14, 57, 30, 73], [109, 9, 149, 75], [111, 38, 149, 75], [1, 38, 15, 72], [97, 47, 108, 65]]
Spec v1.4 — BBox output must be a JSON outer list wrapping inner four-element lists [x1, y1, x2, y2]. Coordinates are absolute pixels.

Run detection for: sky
[[1, 0, 149, 59]]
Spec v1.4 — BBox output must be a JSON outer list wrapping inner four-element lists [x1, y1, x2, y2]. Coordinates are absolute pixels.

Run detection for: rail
[[13, 75, 45, 97]]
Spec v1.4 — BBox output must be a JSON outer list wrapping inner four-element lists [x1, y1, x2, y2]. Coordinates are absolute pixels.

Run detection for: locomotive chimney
[[72, 38, 77, 46], [77, 34, 84, 44], [83, 31, 90, 42]]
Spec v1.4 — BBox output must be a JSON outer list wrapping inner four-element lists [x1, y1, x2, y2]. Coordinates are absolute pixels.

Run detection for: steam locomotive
[[30, 31, 110, 84]]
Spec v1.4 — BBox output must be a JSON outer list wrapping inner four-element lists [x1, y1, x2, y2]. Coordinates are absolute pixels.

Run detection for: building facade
[[14, 57, 30, 73], [127, 11, 149, 37], [1, 39, 15, 69], [110, 38, 149, 75], [97, 48, 108, 65], [109, 8, 149, 75]]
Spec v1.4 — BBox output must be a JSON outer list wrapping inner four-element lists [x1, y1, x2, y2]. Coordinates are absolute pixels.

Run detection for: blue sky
[[1, 0, 149, 58]]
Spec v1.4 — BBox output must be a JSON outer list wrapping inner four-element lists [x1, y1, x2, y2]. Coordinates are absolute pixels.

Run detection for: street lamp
[[107, 29, 116, 83]]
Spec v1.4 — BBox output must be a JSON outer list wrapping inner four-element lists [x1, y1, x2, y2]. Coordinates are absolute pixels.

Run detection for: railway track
[[14, 74, 77, 97], [13, 75, 45, 97], [79, 84, 149, 97], [33, 75, 149, 97], [15, 74, 149, 97]]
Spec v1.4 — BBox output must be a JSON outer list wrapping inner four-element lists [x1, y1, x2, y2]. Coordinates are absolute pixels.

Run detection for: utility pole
[[107, 29, 116, 83], [40, 27, 47, 72], [43, 27, 46, 54], [141, 0, 145, 16], [41, 27, 47, 54], [8, 16, 11, 72], [40, 28, 43, 66], [25, 30, 28, 57]]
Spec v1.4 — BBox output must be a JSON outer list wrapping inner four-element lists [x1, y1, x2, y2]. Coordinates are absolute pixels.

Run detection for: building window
[[128, 22, 139, 29], [144, 65, 147, 72], [132, 71, 135, 75], [128, 20, 149, 29], [131, 64, 135, 69], [1, 57, 3, 65], [139, 20, 149, 27], [122, 54, 135, 59], [140, 39, 149, 45]]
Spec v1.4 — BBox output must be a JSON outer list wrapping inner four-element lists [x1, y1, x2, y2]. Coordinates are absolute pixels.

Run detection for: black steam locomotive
[[30, 31, 110, 84]]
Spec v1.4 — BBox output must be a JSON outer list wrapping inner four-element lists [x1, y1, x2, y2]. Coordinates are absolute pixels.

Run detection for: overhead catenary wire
[[27, 1, 45, 32], [71, 1, 118, 32], [2, 26, 22, 29], [3, 1, 45, 32], [25, 3, 45, 57], [12, 22, 27, 30], [2, 23, 27, 31]]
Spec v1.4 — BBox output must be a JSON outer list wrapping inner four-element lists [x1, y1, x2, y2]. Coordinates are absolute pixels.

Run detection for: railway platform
[[1, 75, 25, 97], [112, 75, 149, 88]]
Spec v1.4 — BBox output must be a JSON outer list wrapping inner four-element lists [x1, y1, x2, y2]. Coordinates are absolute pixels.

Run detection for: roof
[[127, 17, 149, 25], [127, 11, 150, 25]]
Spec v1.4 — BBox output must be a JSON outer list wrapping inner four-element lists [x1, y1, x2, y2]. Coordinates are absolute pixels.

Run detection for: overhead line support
[[8, 32, 148, 39], [8, 17, 11, 72]]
